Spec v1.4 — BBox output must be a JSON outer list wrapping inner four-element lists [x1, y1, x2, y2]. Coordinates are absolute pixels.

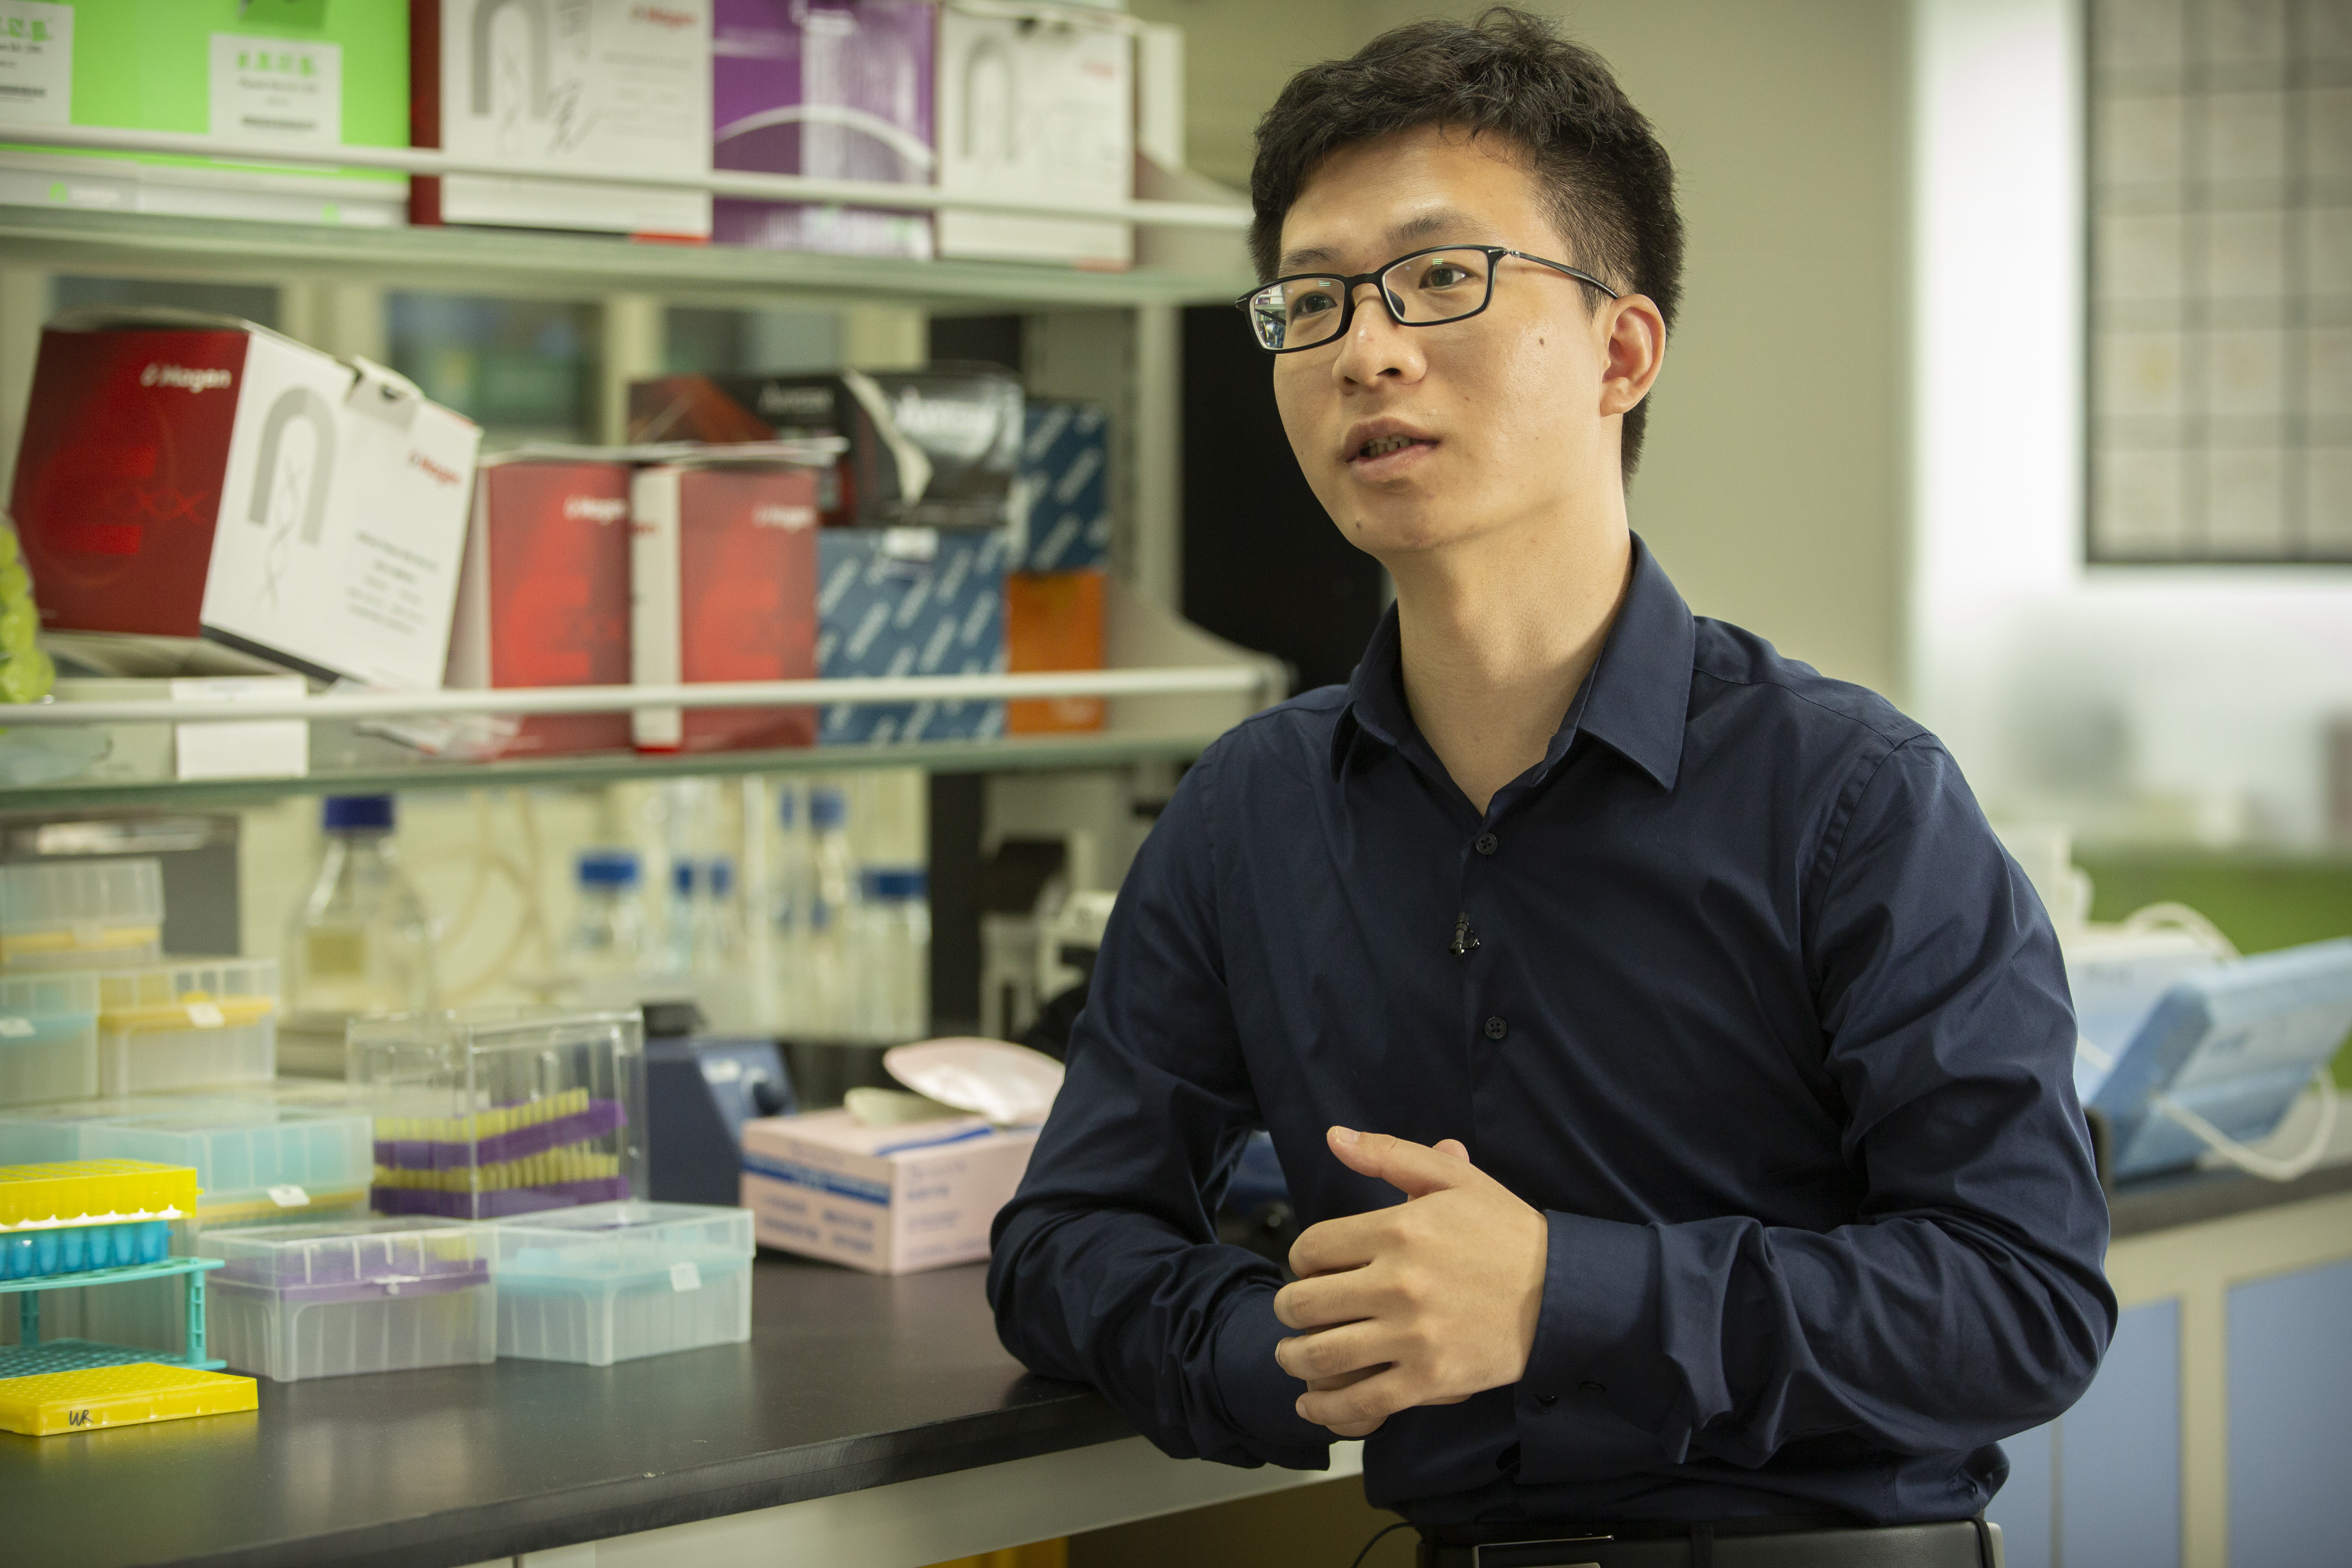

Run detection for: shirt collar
[[1330, 533, 1692, 792]]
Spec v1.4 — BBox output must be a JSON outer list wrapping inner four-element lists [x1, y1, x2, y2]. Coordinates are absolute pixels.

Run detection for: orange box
[[1006, 570, 1106, 734]]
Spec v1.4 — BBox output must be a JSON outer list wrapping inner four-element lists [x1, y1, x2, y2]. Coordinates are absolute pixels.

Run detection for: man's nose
[[1331, 283, 1423, 384]]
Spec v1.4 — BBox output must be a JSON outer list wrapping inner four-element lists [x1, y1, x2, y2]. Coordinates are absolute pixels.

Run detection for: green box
[[0, 0, 408, 227]]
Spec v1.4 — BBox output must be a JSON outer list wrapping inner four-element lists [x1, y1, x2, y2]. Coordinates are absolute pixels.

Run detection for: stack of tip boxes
[[312, 1009, 746, 1374], [0, 1098, 377, 1360], [0, 859, 279, 1104]]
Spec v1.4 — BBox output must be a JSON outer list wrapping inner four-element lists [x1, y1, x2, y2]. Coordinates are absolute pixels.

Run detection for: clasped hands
[[1271, 1127, 1549, 1438]]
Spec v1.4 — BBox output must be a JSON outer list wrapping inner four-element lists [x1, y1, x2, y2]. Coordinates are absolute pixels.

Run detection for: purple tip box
[[713, 0, 938, 259]]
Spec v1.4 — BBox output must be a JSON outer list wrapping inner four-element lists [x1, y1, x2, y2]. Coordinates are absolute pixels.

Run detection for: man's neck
[[1388, 509, 1633, 818]]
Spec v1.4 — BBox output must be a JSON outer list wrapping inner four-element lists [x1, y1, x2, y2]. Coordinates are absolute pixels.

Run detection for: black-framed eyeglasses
[[1235, 244, 1620, 354]]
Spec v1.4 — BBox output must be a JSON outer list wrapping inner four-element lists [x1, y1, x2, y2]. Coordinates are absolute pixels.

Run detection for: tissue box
[[443, 454, 635, 758], [0, 0, 409, 227], [629, 461, 821, 753], [936, 5, 1132, 267], [626, 365, 1024, 530], [10, 310, 481, 690], [740, 1109, 1035, 1274], [817, 525, 1008, 746], [710, 0, 934, 259], [410, 0, 713, 237]]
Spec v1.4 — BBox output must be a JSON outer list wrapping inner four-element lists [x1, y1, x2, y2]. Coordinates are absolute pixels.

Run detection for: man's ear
[[1598, 294, 1667, 417]]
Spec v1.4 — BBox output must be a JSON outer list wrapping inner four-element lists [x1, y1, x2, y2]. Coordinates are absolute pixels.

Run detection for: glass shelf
[[0, 205, 1254, 311], [0, 729, 1220, 814]]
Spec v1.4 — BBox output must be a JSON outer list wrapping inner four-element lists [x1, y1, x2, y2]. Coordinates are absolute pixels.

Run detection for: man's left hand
[[1272, 1128, 1549, 1438]]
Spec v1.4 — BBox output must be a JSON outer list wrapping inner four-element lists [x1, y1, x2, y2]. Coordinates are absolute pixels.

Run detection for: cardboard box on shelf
[[9, 310, 482, 692], [630, 460, 822, 753], [711, 0, 934, 259], [816, 524, 1008, 746], [1005, 568, 1103, 735], [0, 0, 410, 227], [628, 364, 1022, 531], [1012, 398, 1108, 573], [935, 4, 1131, 267], [443, 454, 634, 758], [411, 0, 713, 238], [739, 1108, 1037, 1274]]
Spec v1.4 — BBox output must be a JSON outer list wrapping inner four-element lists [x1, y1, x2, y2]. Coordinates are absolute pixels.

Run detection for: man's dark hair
[[1250, 8, 1683, 475]]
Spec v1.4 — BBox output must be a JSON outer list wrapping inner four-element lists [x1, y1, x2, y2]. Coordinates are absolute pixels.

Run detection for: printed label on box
[[267, 1185, 310, 1209], [209, 32, 342, 148], [669, 1260, 702, 1293], [0, 2, 71, 127]]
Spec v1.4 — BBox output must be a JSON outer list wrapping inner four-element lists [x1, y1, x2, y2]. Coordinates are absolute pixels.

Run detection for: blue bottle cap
[[810, 788, 848, 830], [576, 850, 641, 889], [672, 860, 697, 895], [707, 858, 736, 897], [861, 867, 928, 902], [322, 795, 395, 832], [777, 791, 795, 828]]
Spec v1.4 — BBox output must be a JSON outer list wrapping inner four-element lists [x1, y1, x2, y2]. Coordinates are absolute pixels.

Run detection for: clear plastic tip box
[[195, 1217, 495, 1382], [0, 859, 163, 973], [494, 1202, 753, 1367], [348, 1008, 646, 1221], [97, 960, 278, 1096], [0, 971, 100, 1107]]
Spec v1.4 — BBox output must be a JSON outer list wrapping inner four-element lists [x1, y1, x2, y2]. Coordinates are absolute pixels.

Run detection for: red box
[[1006, 570, 1105, 734], [630, 463, 821, 753], [444, 457, 634, 756]]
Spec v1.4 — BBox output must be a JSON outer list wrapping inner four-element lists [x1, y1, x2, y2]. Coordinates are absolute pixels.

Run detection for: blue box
[[817, 528, 1009, 745], [1014, 401, 1110, 573]]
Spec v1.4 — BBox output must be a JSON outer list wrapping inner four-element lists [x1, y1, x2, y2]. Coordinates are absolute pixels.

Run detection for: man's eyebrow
[[1276, 209, 1502, 275]]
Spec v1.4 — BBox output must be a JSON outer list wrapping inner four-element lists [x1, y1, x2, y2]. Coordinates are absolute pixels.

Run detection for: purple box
[[713, 0, 938, 259]]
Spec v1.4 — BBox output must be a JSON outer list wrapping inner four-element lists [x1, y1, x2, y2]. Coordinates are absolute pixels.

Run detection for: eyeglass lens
[[1248, 249, 1497, 351]]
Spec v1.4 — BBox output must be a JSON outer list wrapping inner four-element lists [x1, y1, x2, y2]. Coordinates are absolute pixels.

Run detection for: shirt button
[[1579, 1381, 1607, 1400], [1534, 1392, 1558, 1408], [1474, 832, 1499, 856], [1483, 1016, 1508, 1041]]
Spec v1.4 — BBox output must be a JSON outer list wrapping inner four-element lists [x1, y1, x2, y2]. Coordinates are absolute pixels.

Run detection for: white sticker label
[[0, 3, 72, 128], [208, 32, 342, 148], [669, 1261, 703, 1293], [0, 1016, 31, 1038], [267, 1185, 310, 1209], [183, 1001, 226, 1029]]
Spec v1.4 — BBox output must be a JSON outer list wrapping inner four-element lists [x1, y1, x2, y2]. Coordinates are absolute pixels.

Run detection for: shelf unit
[[0, 118, 1276, 809]]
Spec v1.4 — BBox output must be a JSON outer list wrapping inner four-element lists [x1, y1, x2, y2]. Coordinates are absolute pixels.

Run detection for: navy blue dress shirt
[[987, 537, 2115, 1527]]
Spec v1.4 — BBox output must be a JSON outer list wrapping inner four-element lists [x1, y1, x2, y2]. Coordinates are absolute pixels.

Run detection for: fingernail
[[1331, 1126, 1360, 1145]]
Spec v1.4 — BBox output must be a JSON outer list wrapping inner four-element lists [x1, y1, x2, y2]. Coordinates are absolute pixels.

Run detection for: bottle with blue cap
[[570, 849, 649, 980], [804, 786, 859, 1037], [283, 795, 438, 1045], [768, 784, 814, 1032], [855, 866, 930, 1041]]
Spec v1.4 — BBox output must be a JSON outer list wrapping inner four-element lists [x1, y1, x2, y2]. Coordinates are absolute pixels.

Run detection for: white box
[[53, 676, 308, 782], [935, 6, 1132, 267], [740, 1109, 1036, 1274], [493, 1200, 754, 1366], [420, 0, 714, 238], [199, 346, 481, 689]]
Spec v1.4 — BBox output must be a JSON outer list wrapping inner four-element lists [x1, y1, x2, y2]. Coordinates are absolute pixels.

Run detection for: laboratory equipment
[[644, 1003, 794, 1209], [768, 785, 813, 1034], [491, 1201, 755, 1367], [282, 796, 439, 1042], [349, 1006, 647, 1220], [95, 958, 278, 1096], [0, 857, 163, 972], [196, 1216, 497, 1382], [0, 1362, 255, 1437], [804, 788, 858, 1037], [2090, 938, 2352, 1184], [0, 970, 101, 1107]]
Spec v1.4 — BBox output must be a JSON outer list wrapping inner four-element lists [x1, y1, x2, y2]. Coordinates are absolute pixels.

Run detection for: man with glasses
[[990, 12, 2111, 1566]]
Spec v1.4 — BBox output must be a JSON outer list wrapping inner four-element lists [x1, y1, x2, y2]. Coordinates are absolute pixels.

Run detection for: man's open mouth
[[1354, 436, 1430, 461]]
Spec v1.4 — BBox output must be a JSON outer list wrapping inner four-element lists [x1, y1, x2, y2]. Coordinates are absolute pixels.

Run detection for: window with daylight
[[2088, 0, 2352, 562]]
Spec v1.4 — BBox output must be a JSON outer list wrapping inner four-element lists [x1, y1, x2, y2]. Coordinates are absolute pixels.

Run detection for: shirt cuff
[[1210, 1283, 1336, 1467], [1516, 1211, 1679, 1474]]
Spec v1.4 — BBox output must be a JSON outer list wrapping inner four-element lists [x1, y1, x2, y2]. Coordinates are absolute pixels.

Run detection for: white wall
[[1911, 0, 2352, 846]]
